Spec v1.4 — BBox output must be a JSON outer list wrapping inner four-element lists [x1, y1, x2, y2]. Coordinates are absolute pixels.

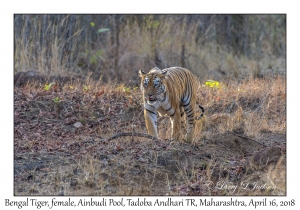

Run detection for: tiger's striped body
[[139, 67, 204, 142]]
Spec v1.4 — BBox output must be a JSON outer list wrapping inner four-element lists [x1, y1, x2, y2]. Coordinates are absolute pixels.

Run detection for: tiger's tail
[[196, 105, 205, 120]]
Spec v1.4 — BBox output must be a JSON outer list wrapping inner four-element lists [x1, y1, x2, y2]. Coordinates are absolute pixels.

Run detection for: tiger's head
[[139, 68, 167, 105]]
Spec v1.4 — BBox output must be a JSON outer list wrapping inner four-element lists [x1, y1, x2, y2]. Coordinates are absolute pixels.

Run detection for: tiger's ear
[[139, 70, 146, 77], [160, 70, 167, 79]]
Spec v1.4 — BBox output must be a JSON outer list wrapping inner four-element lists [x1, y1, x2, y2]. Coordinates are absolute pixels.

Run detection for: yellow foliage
[[205, 80, 220, 88]]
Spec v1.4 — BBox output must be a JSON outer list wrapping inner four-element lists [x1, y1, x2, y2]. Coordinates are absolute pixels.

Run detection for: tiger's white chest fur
[[144, 92, 174, 116]]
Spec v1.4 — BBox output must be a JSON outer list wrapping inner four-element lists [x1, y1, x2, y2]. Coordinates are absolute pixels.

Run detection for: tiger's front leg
[[170, 107, 182, 141], [144, 106, 158, 138]]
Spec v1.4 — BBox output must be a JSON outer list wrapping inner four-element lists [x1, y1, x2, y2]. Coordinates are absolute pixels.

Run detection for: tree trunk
[[114, 15, 120, 81]]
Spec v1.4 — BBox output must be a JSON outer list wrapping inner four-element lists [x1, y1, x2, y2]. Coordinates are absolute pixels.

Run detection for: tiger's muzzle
[[146, 94, 157, 104]]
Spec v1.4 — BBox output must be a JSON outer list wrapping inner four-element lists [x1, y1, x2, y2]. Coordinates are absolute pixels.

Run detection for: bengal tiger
[[139, 67, 205, 142]]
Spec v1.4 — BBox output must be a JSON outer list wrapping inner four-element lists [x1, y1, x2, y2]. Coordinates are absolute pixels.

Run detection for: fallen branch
[[104, 132, 162, 141], [79, 132, 162, 145]]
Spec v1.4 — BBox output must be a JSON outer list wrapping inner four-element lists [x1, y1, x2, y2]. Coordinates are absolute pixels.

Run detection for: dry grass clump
[[195, 76, 285, 140]]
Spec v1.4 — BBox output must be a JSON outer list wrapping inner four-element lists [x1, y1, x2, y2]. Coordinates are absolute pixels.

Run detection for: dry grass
[[14, 74, 286, 196], [191, 76, 286, 141], [14, 15, 286, 84]]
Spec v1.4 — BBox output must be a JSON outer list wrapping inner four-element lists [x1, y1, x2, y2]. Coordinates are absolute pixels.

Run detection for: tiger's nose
[[147, 94, 153, 97]]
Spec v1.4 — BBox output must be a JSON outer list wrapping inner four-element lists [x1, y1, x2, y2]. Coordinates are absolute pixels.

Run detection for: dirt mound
[[14, 131, 285, 196]]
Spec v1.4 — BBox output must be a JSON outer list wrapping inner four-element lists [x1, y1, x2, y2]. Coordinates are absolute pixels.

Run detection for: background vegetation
[[14, 14, 286, 84]]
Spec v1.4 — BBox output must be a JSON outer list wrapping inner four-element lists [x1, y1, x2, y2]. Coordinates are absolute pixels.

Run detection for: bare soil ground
[[14, 72, 286, 196]]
